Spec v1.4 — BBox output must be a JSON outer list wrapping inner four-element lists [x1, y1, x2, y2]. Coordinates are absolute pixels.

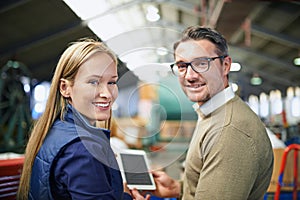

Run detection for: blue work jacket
[[29, 105, 132, 200]]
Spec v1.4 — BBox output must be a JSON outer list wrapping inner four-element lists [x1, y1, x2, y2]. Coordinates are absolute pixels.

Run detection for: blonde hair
[[17, 38, 117, 199]]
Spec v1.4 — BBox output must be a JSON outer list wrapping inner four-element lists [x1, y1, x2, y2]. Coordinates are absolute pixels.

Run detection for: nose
[[185, 64, 198, 79], [98, 85, 111, 99], [99, 92, 109, 98]]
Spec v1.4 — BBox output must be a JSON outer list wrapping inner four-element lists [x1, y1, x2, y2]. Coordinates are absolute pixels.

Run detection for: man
[[151, 26, 273, 200]]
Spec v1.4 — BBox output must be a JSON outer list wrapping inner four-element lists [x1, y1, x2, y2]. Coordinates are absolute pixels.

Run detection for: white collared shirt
[[193, 86, 235, 120]]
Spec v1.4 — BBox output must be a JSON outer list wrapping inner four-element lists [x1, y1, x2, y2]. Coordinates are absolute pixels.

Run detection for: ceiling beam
[[229, 2, 270, 44], [0, 0, 29, 14], [240, 63, 295, 87], [251, 24, 300, 49], [165, 0, 202, 18], [230, 45, 299, 73], [0, 20, 85, 58], [208, 0, 225, 28], [216, 0, 258, 41]]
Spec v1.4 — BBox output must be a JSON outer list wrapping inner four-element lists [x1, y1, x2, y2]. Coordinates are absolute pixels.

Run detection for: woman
[[18, 38, 149, 200]]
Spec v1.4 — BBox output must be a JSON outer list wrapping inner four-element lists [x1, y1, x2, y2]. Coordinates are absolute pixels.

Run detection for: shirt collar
[[193, 86, 235, 119]]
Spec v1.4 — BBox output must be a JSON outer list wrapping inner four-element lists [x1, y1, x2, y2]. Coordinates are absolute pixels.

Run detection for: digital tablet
[[116, 149, 156, 190]]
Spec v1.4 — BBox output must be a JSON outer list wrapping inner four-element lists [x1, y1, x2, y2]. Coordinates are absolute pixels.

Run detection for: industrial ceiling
[[1, 0, 300, 100]]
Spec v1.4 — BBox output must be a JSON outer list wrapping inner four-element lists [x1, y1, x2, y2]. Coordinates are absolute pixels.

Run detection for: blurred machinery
[[0, 61, 32, 153]]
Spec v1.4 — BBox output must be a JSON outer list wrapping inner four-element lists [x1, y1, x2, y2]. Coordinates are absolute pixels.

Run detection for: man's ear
[[223, 56, 232, 76], [60, 78, 71, 98]]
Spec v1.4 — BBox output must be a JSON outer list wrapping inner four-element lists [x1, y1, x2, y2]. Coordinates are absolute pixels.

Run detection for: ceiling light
[[146, 5, 160, 22], [294, 57, 300, 66], [230, 62, 241, 72], [296, 86, 300, 96], [269, 90, 282, 115], [286, 86, 294, 98], [250, 74, 262, 85], [248, 95, 259, 115], [259, 92, 269, 118], [230, 82, 239, 92], [291, 97, 300, 117]]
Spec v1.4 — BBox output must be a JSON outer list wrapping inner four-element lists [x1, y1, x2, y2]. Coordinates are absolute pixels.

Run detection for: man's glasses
[[170, 55, 227, 76]]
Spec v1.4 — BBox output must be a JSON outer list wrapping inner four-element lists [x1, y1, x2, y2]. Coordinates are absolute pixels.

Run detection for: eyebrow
[[88, 75, 118, 79]]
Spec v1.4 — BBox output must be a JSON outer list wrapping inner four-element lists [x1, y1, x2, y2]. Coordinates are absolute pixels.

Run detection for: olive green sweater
[[182, 94, 273, 200]]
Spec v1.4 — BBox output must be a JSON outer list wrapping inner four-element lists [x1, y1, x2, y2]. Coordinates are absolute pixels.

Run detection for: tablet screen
[[117, 149, 156, 190], [120, 153, 152, 185]]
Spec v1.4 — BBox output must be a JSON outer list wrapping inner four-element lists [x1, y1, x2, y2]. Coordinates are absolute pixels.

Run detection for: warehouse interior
[[0, 0, 300, 199]]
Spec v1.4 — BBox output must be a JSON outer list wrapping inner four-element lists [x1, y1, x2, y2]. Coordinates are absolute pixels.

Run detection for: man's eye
[[193, 60, 207, 67], [177, 63, 187, 69]]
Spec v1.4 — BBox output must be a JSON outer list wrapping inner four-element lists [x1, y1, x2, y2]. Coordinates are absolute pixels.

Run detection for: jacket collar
[[64, 104, 111, 139]]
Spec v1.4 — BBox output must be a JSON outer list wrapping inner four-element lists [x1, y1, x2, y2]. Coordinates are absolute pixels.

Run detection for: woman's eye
[[89, 80, 99, 85], [108, 81, 117, 85]]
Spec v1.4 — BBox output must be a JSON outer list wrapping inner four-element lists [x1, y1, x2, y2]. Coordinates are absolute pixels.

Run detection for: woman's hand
[[131, 189, 151, 200], [124, 183, 151, 200], [123, 183, 131, 194]]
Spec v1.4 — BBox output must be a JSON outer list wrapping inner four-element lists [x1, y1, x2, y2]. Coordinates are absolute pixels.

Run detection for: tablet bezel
[[116, 149, 156, 190]]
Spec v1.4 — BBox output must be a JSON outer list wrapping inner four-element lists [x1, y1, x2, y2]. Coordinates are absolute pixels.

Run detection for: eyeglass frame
[[170, 55, 228, 75]]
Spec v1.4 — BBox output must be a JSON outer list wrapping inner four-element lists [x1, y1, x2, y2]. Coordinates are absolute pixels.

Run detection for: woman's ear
[[60, 78, 71, 98]]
